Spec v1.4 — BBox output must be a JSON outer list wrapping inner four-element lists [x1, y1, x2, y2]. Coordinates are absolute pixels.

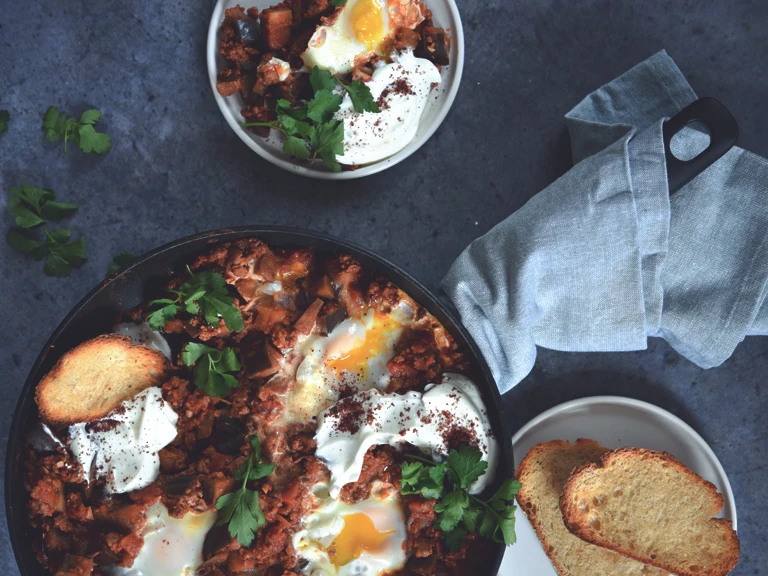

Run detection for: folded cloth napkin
[[441, 50, 768, 394]]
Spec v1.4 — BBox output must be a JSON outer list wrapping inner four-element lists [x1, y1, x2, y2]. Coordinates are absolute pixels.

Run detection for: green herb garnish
[[147, 268, 244, 332], [181, 342, 242, 397], [400, 446, 522, 551], [5, 185, 87, 277], [331, 0, 347, 6], [215, 434, 275, 547], [43, 106, 112, 155], [0, 101, 9, 133], [241, 66, 378, 172], [107, 251, 138, 275]]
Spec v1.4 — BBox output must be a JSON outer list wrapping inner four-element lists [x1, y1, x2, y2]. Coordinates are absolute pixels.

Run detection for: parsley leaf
[[278, 114, 313, 139], [307, 89, 343, 123], [435, 490, 469, 532], [182, 342, 242, 397], [400, 460, 446, 500], [5, 185, 87, 277], [44, 233, 88, 277], [331, 0, 347, 6], [146, 268, 244, 332], [311, 120, 345, 172], [215, 434, 273, 547], [42, 106, 112, 155], [283, 135, 312, 159], [400, 447, 522, 551], [310, 67, 338, 93], [108, 251, 138, 275], [6, 229, 46, 258], [146, 299, 180, 331], [443, 527, 467, 551], [78, 124, 112, 154], [447, 445, 488, 490], [338, 79, 380, 113], [0, 105, 9, 133]]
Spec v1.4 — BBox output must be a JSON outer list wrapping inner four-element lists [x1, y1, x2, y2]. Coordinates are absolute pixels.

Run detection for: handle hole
[[669, 120, 711, 161]]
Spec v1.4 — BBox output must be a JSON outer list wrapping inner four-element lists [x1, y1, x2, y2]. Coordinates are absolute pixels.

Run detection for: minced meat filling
[[23, 238, 490, 576]]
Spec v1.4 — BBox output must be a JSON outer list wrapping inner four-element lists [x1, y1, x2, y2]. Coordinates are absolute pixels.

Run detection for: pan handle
[[663, 97, 739, 195]]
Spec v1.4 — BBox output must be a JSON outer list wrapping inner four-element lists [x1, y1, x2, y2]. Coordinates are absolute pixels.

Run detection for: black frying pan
[[5, 226, 514, 576]]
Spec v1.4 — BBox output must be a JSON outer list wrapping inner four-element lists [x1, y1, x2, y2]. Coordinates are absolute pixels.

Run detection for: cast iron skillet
[[5, 226, 514, 576]]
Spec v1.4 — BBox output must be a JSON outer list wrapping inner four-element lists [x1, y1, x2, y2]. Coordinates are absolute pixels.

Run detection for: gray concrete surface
[[1, 0, 766, 573]]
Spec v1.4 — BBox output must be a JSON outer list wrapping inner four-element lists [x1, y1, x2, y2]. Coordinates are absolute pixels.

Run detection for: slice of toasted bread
[[516, 439, 669, 576], [560, 447, 739, 576], [36, 334, 170, 425]]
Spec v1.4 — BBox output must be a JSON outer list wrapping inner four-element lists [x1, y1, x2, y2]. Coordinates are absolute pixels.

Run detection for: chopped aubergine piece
[[418, 26, 450, 66], [261, 6, 294, 50], [203, 523, 233, 560], [322, 304, 348, 335], [234, 17, 261, 46], [310, 274, 336, 300]]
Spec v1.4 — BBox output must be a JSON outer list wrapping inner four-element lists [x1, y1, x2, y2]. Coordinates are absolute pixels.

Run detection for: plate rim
[[205, 0, 465, 180], [511, 394, 738, 529]]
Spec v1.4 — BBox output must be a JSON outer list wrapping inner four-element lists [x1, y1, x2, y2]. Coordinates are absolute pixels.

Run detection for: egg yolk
[[327, 315, 399, 378], [350, 0, 385, 51], [328, 513, 395, 567]]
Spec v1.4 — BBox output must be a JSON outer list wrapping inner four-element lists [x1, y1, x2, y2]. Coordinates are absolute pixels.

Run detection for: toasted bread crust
[[516, 440, 667, 576], [36, 334, 170, 425], [560, 447, 740, 576]]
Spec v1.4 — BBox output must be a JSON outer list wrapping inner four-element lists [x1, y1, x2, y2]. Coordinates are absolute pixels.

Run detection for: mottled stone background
[[1, 0, 766, 573]]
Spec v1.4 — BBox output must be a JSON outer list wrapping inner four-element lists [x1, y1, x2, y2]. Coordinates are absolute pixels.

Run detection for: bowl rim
[[205, 0, 465, 180], [6, 225, 512, 576]]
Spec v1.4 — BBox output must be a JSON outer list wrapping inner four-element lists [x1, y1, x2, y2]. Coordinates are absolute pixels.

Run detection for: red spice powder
[[327, 396, 365, 434]]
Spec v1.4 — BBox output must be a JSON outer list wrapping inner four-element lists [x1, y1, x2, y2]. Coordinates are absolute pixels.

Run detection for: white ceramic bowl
[[206, 0, 464, 179]]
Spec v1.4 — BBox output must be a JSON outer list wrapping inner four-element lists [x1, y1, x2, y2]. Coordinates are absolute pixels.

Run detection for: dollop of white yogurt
[[68, 387, 178, 494], [315, 373, 498, 497], [334, 49, 441, 166]]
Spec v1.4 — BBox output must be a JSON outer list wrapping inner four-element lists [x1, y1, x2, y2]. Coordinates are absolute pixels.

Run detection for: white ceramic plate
[[499, 396, 737, 576], [206, 0, 464, 179]]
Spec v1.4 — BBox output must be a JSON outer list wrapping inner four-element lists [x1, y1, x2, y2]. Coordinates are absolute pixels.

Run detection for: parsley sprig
[[181, 342, 242, 397], [107, 251, 138, 275], [43, 106, 112, 155], [147, 268, 244, 332], [331, 0, 347, 6], [216, 434, 275, 547], [5, 185, 88, 277], [400, 446, 522, 551], [242, 67, 378, 172]]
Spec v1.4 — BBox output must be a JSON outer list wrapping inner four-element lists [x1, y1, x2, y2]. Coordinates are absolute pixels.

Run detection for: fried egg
[[286, 300, 416, 422], [293, 492, 407, 575], [302, 0, 425, 74], [107, 503, 217, 576]]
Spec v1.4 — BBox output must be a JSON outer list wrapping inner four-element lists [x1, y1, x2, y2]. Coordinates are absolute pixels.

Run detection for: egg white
[[106, 503, 217, 576], [293, 493, 407, 576], [285, 301, 415, 422], [302, 0, 391, 75]]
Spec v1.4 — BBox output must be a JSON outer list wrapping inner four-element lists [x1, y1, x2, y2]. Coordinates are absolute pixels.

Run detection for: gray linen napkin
[[441, 50, 768, 394]]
